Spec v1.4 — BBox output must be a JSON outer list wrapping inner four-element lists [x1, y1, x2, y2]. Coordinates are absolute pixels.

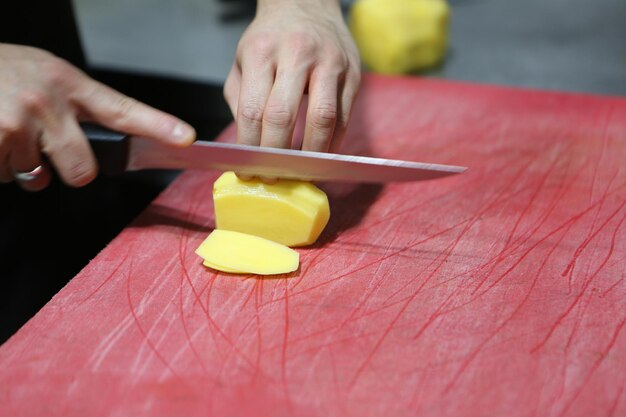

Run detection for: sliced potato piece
[[213, 171, 330, 247], [202, 260, 244, 274], [195, 229, 299, 275]]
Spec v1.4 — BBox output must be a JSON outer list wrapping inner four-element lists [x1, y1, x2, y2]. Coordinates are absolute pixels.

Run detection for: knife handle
[[81, 123, 130, 176]]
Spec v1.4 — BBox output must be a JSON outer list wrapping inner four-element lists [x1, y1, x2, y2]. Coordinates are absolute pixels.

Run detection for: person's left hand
[[224, 0, 361, 155]]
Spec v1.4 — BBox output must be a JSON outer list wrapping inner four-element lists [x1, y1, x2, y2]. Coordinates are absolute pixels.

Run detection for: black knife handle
[[81, 123, 130, 176]]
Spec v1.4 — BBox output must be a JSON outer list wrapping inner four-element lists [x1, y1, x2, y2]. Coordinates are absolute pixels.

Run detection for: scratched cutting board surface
[[1, 74, 625, 417]]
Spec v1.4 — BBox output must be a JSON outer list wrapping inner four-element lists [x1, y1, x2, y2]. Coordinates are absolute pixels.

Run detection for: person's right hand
[[0, 43, 196, 191]]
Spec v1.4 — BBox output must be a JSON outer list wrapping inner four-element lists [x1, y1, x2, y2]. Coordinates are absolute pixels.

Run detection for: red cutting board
[[1, 74, 625, 417]]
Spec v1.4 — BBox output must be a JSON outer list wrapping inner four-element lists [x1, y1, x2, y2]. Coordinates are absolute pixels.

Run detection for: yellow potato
[[202, 260, 243, 274], [195, 229, 299, 275], [349, 0, 450, 74], [213, 172, 330, 247]]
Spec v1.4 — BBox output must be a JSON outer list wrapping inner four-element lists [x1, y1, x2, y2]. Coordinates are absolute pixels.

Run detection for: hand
[[0, 43, 196, 191], [224, 0, 361, 154]]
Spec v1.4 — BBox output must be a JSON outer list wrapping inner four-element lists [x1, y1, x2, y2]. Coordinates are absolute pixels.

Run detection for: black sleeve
[[1, 0, 86, 68]]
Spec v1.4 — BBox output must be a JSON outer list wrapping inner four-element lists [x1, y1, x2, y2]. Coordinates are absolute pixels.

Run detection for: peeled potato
[[213, 171, 330, 247], [349, 0, 450, 74], [195, 229, 299, 275]]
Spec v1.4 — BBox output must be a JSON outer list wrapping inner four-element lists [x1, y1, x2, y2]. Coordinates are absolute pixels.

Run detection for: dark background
[[1, 0, 625, 344]]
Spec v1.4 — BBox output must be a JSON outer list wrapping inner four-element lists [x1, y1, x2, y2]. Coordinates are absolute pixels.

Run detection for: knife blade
[[83, 123, 467, 183]]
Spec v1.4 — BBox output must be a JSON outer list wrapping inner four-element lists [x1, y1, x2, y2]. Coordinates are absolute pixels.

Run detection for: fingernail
[[172, 123, 195, 144], [236, 172, 254, 181]]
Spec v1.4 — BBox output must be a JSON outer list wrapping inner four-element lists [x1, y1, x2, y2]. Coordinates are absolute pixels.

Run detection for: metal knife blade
[[84, 123, 467, 183]]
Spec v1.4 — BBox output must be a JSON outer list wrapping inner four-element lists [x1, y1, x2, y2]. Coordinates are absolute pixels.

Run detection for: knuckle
[[309, 103, 338, 130], [40, 57, 75, 86], [289, 33, 317, 58], [263, 104, 294, 129], [18, 90, 50, 115], [348, 48, 361, 67], [245, 34, 275, 61], [110, 95, 140, 121], [239, 103, 264, 125], [325, 47, 348, 68]]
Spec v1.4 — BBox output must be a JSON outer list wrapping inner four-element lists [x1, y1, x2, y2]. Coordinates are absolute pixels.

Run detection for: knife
[[83, 123, 467, 183]]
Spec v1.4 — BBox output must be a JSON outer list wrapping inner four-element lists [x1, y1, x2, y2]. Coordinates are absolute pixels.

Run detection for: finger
[[260, 68, 308, 149], [12, 162, 52, 192], [235, 55, 275, 146], [0, 153, 13, 183], [7, 122, 51, 191], [329, 70, 361, 154], [41, 117, 98, 188], [301, 69, 339, 153], [223, 62, 242, 118], [0, 94, 41, 185], [236, 173, 254, 181], [74, 79, 196, 146], [0, 131, 13, 182]]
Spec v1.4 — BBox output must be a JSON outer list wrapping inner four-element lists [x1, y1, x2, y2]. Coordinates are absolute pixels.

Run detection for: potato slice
[[213, 171, 330, 247], [202, 260, 244, 274], [195, 229, 299, 275]]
